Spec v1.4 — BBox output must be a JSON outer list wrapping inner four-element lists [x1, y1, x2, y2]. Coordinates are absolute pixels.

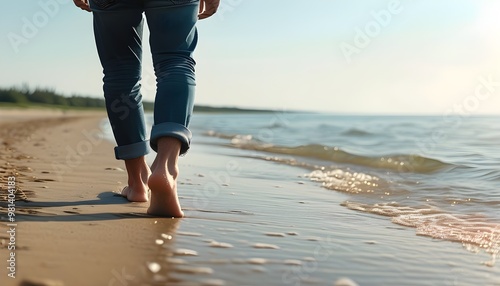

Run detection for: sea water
[[187, 112, 500, 265], [104, 112, 500, 265]]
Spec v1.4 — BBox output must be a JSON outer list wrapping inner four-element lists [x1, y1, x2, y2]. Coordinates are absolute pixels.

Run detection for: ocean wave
[[340, 128, 374, 137], [204, 131, 453, 173], [342, 201, 500, 266]]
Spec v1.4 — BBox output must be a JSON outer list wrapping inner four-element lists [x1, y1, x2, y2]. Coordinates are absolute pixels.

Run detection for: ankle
[[124, 156, 151, 187], [167, 161, 179, 179], [152, 137, 181, 178]]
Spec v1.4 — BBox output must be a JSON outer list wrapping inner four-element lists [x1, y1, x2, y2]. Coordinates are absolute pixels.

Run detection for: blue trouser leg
[[145, 1, 199, 155], [91, 1, 149, 160], [91, 0, 199, 158]]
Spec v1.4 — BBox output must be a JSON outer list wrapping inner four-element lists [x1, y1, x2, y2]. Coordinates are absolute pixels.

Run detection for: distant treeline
[[0, 86, 275, 113], [0, 87, 106, 108]]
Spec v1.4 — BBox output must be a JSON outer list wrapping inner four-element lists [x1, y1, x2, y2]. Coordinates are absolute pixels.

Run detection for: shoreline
[[0, 109, 498, 286]]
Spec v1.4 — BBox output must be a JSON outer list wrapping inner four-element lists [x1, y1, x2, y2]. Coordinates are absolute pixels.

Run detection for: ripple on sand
[[166, 258, 187, 265], [264, 232, 286, 237], [173, 248, 199, 256], [251, 266, 267, 273], [247, 258, 268, 265], [303, 257, 316, 262], [284, 259, 302, 266], [200, 278, 226, 286], [177, 231, 203, 237], [334, 277, 359, 286], [253, 243, 280, 249], [175, 266, 214, 275], [209, 241, 234, 248]]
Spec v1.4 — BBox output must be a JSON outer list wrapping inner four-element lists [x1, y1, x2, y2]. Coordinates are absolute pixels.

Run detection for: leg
[[91, 0, 150, 202], [144, 1, 199, 217]]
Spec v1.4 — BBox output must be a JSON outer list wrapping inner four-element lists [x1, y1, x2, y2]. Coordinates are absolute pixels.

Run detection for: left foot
[[120, 185, 149, 202], [121, 156, 151, 202]]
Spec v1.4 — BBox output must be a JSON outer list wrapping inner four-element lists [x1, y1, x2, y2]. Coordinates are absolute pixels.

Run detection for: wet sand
[[0, 109, 498, 286]]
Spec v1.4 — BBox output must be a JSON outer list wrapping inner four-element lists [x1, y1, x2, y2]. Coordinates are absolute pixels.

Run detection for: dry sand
[[0, 109, 498, 286], [0, 109, 167, 286]]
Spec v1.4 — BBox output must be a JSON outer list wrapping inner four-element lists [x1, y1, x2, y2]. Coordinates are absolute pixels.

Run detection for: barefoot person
[[73, 0, 220, 217]]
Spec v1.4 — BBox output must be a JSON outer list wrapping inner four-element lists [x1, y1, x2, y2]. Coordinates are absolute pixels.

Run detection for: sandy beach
[[0, 109, 498, 286]]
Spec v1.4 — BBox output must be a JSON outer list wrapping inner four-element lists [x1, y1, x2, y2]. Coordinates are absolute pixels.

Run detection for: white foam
[[343, 201, 500, 266], [306, 169, 380, 194]]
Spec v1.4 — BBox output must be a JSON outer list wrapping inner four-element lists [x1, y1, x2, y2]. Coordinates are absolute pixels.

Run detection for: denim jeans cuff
[[150, 122, 192, 155], [114, 140, 150, 160]]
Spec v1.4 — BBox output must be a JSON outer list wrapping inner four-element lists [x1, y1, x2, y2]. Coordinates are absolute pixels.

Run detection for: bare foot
[[147, 137, 184, 218], [121, 185, 148, 202], [121, 156, 151, 202]]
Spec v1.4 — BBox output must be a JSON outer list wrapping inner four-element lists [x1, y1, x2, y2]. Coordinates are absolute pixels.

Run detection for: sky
[[1, 0, 500, 114]]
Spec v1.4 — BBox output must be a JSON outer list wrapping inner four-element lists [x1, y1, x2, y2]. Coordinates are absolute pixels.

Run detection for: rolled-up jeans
[[90, 0, 198, 159]]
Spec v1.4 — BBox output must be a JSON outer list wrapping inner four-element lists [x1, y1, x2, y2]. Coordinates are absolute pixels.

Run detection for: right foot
[[147, 168, 184, 218], [147, 137, 184, 218]]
